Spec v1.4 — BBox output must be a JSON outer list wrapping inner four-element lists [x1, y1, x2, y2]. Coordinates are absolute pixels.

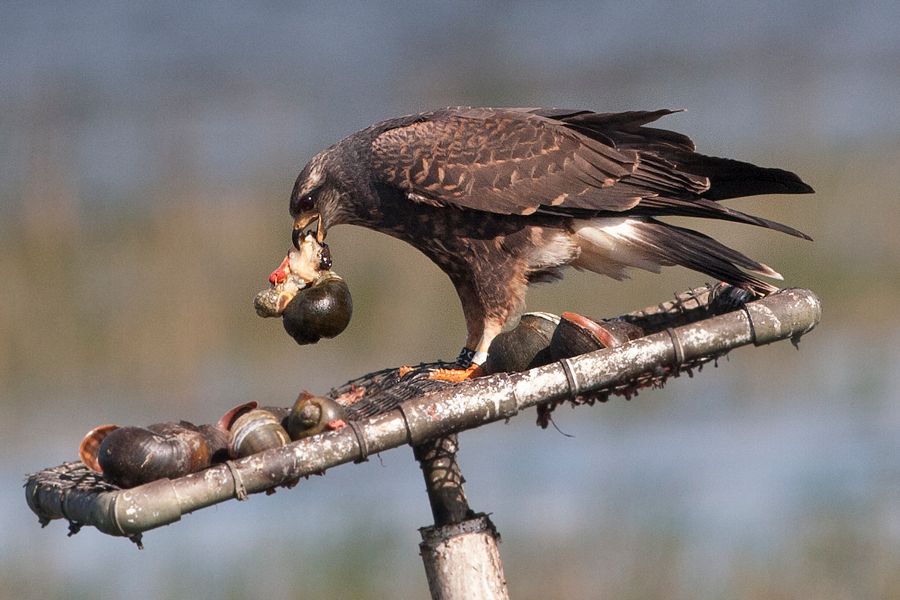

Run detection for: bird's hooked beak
[[292, 212, 325, 249]]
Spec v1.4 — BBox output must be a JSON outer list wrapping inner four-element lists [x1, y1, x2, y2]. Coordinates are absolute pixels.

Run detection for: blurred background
[[2, 2, 899, 598]]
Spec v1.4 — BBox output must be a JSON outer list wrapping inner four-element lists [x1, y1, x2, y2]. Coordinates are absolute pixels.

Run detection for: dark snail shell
[[287, 393, 348, 440], [282, 275, 352, 345], [79, 421, 214, 488], [218, 400, 258, 431], [481, 312, 648, 375], [79, 423, 119, 473], [227, 408, 291, 458], [549, 314, 644, 361], [197, 423, 230, 464], [482, 313, 560, 375]]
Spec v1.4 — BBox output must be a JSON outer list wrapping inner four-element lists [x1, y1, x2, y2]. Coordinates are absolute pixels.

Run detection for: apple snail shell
[[282, 274, 352, 345], [78, 421, 224, 489], [287, 393, 348, 440], [227, 408, 291, 458]]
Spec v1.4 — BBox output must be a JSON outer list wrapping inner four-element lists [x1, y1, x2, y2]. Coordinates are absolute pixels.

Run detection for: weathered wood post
[[415, 434, 509, 600]]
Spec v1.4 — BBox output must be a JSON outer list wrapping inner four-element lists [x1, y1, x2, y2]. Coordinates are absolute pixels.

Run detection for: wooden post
[[414, 435, 509, 600]]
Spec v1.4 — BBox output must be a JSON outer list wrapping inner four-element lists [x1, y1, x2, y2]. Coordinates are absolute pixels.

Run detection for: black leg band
[[456, 347, 476, 368]]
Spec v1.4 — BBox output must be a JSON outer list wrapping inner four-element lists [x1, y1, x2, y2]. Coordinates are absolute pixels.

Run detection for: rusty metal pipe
[[26, 288, 821, 539]]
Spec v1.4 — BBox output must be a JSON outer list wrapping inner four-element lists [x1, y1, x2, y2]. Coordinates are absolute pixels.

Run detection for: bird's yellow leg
[[426, 322, 501, 382], [426, 361, 484, 382], [398, 352, 483, 380]]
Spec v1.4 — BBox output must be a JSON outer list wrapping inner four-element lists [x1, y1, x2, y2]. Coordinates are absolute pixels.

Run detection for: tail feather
[[571, 217, 781, 295], [630, 196, 813, 240]]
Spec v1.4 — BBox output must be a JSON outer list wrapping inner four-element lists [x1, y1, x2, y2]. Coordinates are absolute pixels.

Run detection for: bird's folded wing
[[370, 107, 812, 240], [370, 107, 709, 216], [530, 108, 814, 200]]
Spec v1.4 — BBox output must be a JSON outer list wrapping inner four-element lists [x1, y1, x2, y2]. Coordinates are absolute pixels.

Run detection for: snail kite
[[284, 107, 812, 378]]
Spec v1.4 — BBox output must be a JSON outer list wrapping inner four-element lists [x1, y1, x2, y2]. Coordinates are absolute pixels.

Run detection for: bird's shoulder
[[368, 106, 573, 149], [367, 107, 644, 215]]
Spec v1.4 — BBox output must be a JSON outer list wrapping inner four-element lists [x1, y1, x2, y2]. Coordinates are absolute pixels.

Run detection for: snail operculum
[[295, 402, 322, 430], [254, 283, 304, 318]]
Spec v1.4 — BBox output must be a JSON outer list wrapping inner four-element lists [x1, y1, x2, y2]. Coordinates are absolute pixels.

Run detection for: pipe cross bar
[[26, 288, 821, 538]]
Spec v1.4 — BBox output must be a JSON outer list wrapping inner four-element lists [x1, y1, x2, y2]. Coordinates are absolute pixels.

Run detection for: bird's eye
[[298, 193, 315, 212]]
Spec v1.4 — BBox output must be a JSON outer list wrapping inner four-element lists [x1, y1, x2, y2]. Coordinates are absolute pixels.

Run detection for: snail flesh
[[255, 233, 333, 318], [256, 233, 353, 344]]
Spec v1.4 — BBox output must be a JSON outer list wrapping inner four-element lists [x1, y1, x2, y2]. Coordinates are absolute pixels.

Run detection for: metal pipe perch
[[26, 288, 821, 541]]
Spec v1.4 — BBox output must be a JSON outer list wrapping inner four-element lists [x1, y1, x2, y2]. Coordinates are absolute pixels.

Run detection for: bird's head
[[289, 150, 350, 249]]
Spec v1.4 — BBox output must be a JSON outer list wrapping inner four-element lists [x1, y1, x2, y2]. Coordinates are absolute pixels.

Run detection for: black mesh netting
[[328, 365, 454, 419], [326, 282, 745, 421]]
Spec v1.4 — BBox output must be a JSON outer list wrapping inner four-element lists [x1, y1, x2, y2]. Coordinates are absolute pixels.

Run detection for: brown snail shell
[[196, 423, 230, 464], [218, 400, 259, 430], [259, 405, 291, 427], [79, 421, 213, 488], [282, 275, 352, 345], [481, 312, 647, 375], [227, 408, 291, 458], [549, 314, 644, 360], [79, 423, 119, 473], [482, 313, 560, 375], [287, 393, 348, 440]]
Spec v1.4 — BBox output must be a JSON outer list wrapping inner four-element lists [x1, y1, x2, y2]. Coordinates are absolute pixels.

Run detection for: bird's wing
[[371, 107, 812, 239], [370, 107, 711, 217], [528, 108, 814, 200]]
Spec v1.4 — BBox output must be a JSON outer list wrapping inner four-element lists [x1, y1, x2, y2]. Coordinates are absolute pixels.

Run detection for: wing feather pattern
[[372, 108, 653, 216], [370, 107, 813, 239]]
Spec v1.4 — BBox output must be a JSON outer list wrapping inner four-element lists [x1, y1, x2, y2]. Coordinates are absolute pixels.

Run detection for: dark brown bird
[[281, 107, 813, 379]]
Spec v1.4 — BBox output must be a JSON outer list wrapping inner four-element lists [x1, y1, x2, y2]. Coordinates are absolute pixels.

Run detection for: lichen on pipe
[[26, 288, 821, 540]]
